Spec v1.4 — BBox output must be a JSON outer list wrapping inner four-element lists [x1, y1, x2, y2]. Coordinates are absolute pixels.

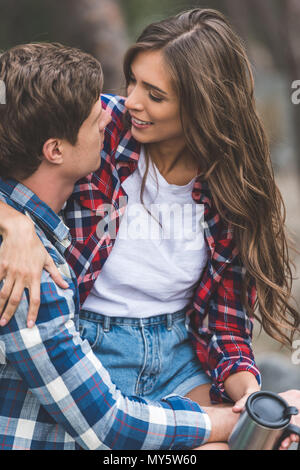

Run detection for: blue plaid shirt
[[0, 178, 211, 450]]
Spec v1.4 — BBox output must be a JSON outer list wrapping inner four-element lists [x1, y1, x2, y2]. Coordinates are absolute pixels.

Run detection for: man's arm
[[202, 404, 239, 444], [0, 269, 213, 450], [0, 200, 67, 326]]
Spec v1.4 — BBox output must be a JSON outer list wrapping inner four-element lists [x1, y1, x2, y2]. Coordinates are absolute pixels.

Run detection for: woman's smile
[[131, 115, 154, 129]]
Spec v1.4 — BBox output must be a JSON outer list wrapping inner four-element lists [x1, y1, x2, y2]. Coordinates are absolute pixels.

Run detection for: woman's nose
[[125, 86, 144, 112]]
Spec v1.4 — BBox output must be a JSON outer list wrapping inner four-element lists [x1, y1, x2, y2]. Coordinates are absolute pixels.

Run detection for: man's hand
[[278, 390, 300, 450], [202, 403, 240, 445], [0, 212, 68, 328]]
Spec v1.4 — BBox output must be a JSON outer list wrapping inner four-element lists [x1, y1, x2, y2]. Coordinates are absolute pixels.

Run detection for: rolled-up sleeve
[[191, 256, 261, 404]]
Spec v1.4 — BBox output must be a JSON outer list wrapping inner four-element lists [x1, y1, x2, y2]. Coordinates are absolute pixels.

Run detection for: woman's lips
[[131, 116, 154, 129]]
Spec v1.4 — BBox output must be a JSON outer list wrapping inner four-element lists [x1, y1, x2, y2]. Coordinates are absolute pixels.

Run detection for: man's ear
[[42, 138, 64, 165]]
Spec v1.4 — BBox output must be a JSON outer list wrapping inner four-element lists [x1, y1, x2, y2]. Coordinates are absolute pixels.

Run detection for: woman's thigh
[[79, 310, 211, 400]]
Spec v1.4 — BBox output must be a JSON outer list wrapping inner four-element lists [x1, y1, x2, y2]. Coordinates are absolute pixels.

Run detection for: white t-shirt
[[82, 147, 209, 318]]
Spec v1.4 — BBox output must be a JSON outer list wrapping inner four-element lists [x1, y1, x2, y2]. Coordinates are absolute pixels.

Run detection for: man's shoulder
[[0, 188, 74, 288], [0, 190, 25, 215], [0, 197, 78, 333], [0, 190, 27, 248]]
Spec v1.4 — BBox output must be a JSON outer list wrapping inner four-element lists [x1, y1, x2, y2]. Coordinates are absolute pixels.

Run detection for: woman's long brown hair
[[123, 8, 300, 346]]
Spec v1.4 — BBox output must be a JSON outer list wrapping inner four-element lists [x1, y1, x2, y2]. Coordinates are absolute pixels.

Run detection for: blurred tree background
[[0, 0, 299, 380], [0, 0, 299, 170]]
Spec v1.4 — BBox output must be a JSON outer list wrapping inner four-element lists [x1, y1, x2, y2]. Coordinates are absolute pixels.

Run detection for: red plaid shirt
[[64, 94, 261, 403]]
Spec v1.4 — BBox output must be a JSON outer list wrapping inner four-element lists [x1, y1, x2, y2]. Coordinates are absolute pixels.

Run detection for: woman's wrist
[[0, 201, 33, 236]]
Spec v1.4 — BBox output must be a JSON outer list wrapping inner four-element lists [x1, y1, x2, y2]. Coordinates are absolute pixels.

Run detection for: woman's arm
[[224, 370, 260, 412], [0, 200, 68, 327], [207, 258, 261, 406], [190, 250, 261, 406]]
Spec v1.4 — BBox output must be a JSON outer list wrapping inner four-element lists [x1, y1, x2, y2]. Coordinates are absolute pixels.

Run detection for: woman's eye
[[149, 93, 163, 103]]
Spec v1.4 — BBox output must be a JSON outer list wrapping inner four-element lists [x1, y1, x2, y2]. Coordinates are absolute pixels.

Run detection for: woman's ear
[[42, 138, 64, 165]]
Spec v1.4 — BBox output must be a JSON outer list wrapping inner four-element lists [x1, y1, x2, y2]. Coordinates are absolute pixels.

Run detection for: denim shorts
[[79, 307, 211, 401]]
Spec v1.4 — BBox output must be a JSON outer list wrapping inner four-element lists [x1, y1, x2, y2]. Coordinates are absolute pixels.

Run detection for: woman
[[0, 8, 299, 410]]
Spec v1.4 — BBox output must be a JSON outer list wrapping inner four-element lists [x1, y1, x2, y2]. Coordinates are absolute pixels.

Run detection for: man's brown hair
[[0, 42, 103, 179]]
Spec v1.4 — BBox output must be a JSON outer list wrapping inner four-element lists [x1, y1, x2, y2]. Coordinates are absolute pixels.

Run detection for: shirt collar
[[113, 130, 141, 163], [108, 125, 226, 259], [0, 178, 70, 242], [113, 131, 210, 199], [113, 132, 212, 210]]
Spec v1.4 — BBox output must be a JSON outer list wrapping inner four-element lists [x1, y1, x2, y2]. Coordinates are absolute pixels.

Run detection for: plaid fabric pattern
[[64, 94, 261, 403], [0, 179, 211, 450]]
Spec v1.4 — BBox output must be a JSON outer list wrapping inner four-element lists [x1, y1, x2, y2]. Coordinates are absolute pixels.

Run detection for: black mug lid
[[246, 391, 298, 429]]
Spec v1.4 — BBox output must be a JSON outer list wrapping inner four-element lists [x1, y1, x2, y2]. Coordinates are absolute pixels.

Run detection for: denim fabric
[[79, 308, 211, 401]]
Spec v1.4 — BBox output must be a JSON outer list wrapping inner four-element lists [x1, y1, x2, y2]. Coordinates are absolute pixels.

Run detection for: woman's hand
[[231, 389, 260, 413], [0, 212, 68, 328]]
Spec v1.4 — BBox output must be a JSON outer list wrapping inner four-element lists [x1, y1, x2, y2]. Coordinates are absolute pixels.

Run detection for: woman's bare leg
[[185, 383, 212, 405]]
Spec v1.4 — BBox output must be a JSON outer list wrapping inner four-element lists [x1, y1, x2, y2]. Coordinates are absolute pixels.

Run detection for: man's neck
[[20, 167, 75, 214]]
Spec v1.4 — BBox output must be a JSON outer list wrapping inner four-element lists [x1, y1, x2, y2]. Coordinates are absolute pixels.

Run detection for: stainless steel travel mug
[[228, 391, 300, 450]]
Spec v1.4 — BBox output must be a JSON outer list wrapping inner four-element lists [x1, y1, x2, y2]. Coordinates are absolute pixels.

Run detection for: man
[[0, 42, 239, 450]]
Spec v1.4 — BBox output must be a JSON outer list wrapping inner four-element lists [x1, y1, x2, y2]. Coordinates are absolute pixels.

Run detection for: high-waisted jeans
[[79, 307, 211, 401]]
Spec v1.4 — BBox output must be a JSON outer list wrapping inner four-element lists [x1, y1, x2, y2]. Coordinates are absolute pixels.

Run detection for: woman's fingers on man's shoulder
[[44, 254, 69, 289]]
